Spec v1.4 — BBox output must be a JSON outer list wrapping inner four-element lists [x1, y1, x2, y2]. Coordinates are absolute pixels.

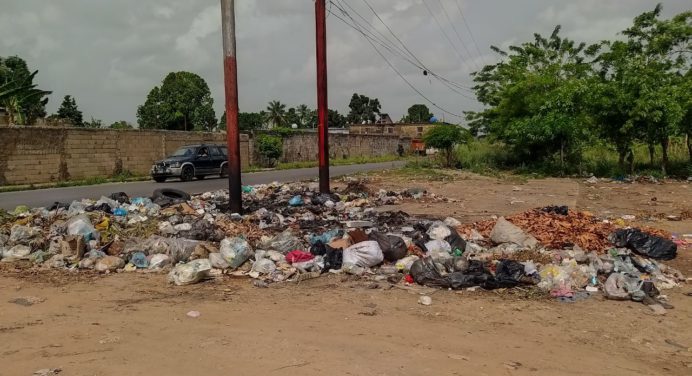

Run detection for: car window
[[198, 147, 209, 157], [171, 147, 194, 157], [209, 147, 221, 157], [218, 146, 228, 157]]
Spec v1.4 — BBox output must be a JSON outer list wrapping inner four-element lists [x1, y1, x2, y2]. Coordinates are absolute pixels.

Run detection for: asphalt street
[[0, 161, 404, 210]]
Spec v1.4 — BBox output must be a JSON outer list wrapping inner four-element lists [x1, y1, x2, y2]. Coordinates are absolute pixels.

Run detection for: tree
[[423, 124, 466, 167], [136, 71, 216, 131], [110, 120, 133, 129], [0, 56, 50, 124], [404, 104, 433, 123], [284, 107, 300, 128], [296, 104, 312, 128], [56, 95, 83, 126], [255, 134, 283, 166], [328, 109, 346, 128], [470, 26, 597, 170], [346, 93, 381, 124], [82, 117, 102, 128], [218, 111, 264, 131], [265, 100, 286, 128]]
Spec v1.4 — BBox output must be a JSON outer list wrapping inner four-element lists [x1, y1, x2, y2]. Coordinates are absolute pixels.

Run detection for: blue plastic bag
[[288, 195, 304, 206]]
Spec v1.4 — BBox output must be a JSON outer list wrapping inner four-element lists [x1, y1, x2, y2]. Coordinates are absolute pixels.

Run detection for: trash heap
[[0, 181, 685, 313]]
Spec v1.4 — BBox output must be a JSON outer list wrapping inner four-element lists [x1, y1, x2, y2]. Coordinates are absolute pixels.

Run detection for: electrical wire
[[436, 0, 481, 71], [421, 0, 473, 73], [455, 0, 487, 65]]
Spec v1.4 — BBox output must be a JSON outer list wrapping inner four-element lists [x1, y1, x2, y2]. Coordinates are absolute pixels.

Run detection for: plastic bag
[[130, 252, 149, 268], [9, 225, 41, 245], [489, 217, 538, 248], [609, 229, 677, 260], [445, 228, 467, 256], [288, 195, 304, 206], [310, 229, 340, 245], [66, 215, 97, 242], [395, 255, 420, 272], [168, 259, 212, 286], [95, 256, 125, 272], [494, 259, 526, 288], [167, 238, 200, 263], [252, 258, 277, 274], [427, 221, 452, 240], [148, 254, 171, 269], [369, 232, 407, 261], [2, 245, 31, 260], [209, 253, 229, 269], [424, 239, 452, 258], [260, 230, 303, 254], [343, 240, 384, 268], [323, 245, 343, 273], [285, 250, 314, 264], [220, 237, 253, 269], [603, 273, 631, 300]]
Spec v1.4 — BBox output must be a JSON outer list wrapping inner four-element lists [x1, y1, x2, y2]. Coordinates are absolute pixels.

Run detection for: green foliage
[[403, 104, 433, 123], [468, 5, 691, 176], [328, 109, 346, 128], [0, 56, 51, 125], [56, 95, 83, 126], [255, 134, 283, 163], [423, 124, 468, 167], [137, 71, 216, 131], [265, 100, 286, 128], [346, 93, 381, 124], [218, 111, 265, 131], [83, 117, 103, 128], [110, 120, 133, 129], [267, 127, 296, 138]]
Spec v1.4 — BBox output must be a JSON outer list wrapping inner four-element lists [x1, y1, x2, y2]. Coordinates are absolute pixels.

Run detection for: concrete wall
[[250, 131, 402, 165], [0, 126, 249, 185]]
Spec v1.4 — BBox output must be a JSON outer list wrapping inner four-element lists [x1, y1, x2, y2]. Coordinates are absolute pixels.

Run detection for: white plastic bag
[[489, 217, 538, 248], [427, 221, 452, 240], [149, 254, 171, 269], [209, 253, 230, 269], [220, 237, 253, 268], [343, 240, 384, 268], [168, 259, 212, 285]]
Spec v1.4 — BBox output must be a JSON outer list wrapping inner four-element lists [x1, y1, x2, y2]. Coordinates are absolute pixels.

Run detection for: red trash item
[[285, 250, 315, 264], [405, 274, 414, 284]]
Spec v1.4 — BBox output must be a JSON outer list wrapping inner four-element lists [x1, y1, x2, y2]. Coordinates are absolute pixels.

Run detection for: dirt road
[[1, 172, 691, 376]]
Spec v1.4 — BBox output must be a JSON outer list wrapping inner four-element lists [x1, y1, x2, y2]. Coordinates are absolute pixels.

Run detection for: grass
[[250, 154, 404, 171], [453, 138, 691, 179]]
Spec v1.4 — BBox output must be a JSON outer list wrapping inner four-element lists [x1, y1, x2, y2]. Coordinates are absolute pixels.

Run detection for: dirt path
[[1, 173, 691, 376]]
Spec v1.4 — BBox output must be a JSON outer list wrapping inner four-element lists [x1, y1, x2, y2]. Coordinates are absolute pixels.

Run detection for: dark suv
[[151, 144, 228, 182]]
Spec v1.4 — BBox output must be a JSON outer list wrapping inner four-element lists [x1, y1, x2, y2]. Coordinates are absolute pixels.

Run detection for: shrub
[[255, 134, 283, 166]]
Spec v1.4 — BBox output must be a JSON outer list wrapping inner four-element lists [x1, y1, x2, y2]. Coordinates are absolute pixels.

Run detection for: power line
[[328, 2, 466, 117], [330, 1, 475, 98], [436, 0, 481, 71], [454, 0, 487, 65], [421, 0, 473, 73]]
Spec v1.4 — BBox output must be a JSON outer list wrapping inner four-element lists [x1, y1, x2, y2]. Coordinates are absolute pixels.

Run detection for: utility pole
[[221, 0, 242, 213], [315, 0, 330, 193]]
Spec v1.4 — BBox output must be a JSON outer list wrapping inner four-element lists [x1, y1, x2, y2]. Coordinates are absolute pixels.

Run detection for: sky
[[1, 0, 689, 126]]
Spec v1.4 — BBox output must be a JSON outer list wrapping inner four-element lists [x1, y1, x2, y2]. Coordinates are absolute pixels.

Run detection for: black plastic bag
[[85, 203, 112, 214], [609, 228, 677, 260], [310, 240, 327, 256], [409, 258, 450, 288], [494, 259, 525, 288], [322, 244, 343, 273], [445, 228, 467, 255], [109, 192, 130, 204], [311, 193, 340, 205], [541, 205, 568, 215], [369, 232, 407, 261]]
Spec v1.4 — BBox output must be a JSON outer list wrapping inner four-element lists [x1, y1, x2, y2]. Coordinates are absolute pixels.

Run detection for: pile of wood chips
[[458, 209, 671, 253]]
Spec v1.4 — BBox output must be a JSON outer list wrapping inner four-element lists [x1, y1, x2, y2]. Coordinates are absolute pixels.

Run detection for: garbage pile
[[0, 181, 685, 313]]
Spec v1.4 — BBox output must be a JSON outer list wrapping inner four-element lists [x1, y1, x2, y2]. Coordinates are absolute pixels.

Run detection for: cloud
[[175, 5, 220, 55]]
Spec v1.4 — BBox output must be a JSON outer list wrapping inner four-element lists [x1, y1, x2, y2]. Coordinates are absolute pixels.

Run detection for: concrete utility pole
[[315, 0, 330, 193], [221, 0, 242, 213]]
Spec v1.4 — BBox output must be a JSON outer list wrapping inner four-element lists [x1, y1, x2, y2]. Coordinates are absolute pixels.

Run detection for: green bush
[[255, 134, 283, 165]]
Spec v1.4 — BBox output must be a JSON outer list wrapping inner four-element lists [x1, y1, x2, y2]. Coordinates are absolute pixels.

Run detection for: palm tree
[[0, 71, 51, 125], [296, 104, 310, 128], [265, 100, 286, 129]]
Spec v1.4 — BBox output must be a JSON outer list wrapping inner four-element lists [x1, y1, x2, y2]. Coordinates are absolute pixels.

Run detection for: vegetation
[[0, 56, 51, 125], [265, 100, 287, 128], [82, 117, 103, 128], [110, 120, 133, 129], [466, 5, 691, 176], [137, 71, 216, 131], [56, 95, 84, 126], [423, 124, 469, 167], [255, 134, 283, 166], [402, 104, 433, 123], [346, 93, 381, 124]]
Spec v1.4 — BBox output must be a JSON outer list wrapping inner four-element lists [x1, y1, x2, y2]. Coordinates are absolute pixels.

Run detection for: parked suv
[[151, 144, 228, 182]]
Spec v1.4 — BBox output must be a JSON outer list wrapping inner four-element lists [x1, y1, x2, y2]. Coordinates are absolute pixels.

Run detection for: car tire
[[196, 175, 205, 180], [220, 164, 228, 178], [153, 176, 167, 183], [180, 165, 194, 182], [152, 188, 191, 202]]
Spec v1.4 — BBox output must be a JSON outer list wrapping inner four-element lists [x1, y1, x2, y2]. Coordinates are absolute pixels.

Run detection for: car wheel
[[153, 176, 167, 183], [196, 175, 205, 180], [220, 164, 229, 178], [180, 166, 194, 182]]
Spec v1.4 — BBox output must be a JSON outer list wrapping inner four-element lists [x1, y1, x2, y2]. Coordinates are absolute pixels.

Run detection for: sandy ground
[[1, 173, 691, 376]]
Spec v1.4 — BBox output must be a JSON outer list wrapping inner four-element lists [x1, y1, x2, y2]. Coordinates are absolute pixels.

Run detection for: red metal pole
[[316, 0, 330, 193], [221, 0, 242, 213]]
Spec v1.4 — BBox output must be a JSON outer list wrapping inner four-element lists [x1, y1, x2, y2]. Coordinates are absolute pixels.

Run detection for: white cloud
[[175, 5, 220, 54]]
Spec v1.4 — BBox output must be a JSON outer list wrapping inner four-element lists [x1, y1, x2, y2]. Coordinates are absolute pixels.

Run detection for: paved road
[[0, 161, 404, 210]]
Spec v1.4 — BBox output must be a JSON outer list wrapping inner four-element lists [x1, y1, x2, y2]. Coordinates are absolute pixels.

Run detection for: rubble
[[0, 179, 685, 312]]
